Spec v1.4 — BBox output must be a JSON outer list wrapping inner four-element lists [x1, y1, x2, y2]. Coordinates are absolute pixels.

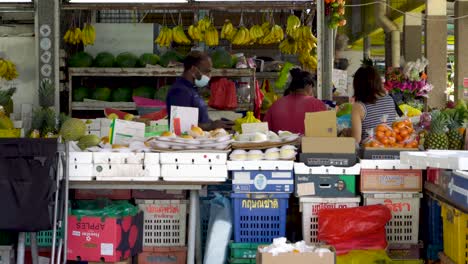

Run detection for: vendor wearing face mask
[[166, 51, 233, 130]]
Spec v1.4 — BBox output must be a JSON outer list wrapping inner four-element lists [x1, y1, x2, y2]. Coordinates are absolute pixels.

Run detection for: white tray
[[160, 152, 227, 165], [294, 163, 361, 175], [227, 160, 294, 171], [161, 164, 228, 178]]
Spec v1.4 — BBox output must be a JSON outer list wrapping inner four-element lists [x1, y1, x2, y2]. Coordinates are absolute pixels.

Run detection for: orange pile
[[364, 119, 419, 148]]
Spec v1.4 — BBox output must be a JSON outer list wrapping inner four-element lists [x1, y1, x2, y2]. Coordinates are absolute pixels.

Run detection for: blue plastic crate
[[427, 197, 443, 247], [427, 244, 443, 260], [231, 193, 289, 243]]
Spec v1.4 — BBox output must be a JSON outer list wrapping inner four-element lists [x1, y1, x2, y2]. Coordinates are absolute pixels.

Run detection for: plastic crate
[[427, 197, 443, 247], [441, 202, 468, 264], [230, 242, 264, 259], [427, 244, 443, 261], [363, 192, 422, 244], [137, 246, 187, 264], [0, 246, 14, 264], [231, 193, 289, 243], [25, 229, 62, 247], [300, 197, 360, 244], [137, 199, 188, 247], [229, 258, 256, 264]]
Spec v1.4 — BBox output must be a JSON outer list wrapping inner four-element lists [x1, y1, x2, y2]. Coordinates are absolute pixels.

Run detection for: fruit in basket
[[59, 118, 86, 141], [138, 53, 159, 67], [92, 87, 111, 101], [161, 131, 175, 137], [172, 25, 192, 45], [133, 86, 154, 99], [424, 110, 449, 150], [115, 52, 138, 68], [180, 134, 194, 139], [189, 125, 204, 138], [94, 52, 115, 68], [68, 52, 93, 68], [77, 134, 101, 150], [111, 87, 132, 102], [445, 107, 467, 150]]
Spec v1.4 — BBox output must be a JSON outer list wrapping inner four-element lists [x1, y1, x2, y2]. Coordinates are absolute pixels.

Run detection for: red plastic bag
[[209, 78, 238, 110], [254, 80, 265, 119], [317, 205, 392, 255]]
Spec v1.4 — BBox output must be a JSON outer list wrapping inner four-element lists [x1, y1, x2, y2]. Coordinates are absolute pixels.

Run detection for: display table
[[65, 180, 216, 264]]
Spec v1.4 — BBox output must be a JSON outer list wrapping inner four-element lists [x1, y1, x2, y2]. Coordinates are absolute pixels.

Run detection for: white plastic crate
[[400, 150, 468, 170], [0, 246, 14, 264], [299, 197, 361, 244], [137, 199, 188, 247], [363, 192, 422, 244]]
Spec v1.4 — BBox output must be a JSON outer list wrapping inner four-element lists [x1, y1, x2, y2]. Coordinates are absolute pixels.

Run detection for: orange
[[385, 130, 392, 137], [396, 135, 403, 142], [400, 129, 409, 137], [389, 137, 396, 144], [397, 122, 405, 129], [370, 141, 380, 148], [393, 128, 400, 134], [376, 124, 387, 132], [376, 131, 385, 139]]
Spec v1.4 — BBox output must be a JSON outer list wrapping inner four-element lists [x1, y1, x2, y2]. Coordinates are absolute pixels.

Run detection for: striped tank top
[[359, 94, 397, 141]]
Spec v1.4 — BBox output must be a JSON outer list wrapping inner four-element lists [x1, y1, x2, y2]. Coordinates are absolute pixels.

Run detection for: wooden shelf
[[72, 101, 136, 111], [69, 67, 255, 78]]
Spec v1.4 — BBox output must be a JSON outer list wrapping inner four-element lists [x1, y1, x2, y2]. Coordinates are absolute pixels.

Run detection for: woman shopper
[[264, 68, 326, 134], [351, 65, 398, 144]]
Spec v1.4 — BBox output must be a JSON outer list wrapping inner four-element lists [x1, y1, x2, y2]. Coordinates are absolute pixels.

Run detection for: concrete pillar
[[454, 0, 468, 101], [404, 12, 423, 62], [425, 0, 447, 109]]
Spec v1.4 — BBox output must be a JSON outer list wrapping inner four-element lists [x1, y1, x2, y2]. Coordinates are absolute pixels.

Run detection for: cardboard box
[[302, 137, 355, 154], [67, 212, 143, 262], [295, 174, 356, 197], [304, 111, 337, 137], [137, 247, 186, 264], [361, 169, 423, 192], [256, 246, 335, 264]]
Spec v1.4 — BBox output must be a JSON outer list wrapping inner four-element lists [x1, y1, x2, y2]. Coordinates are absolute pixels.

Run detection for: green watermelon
[[94, 52, 115, 67], [154, 85, 170, 102], [111, 87, 133, 102], [115, 52, 139, 68], [72, 87, 90, 102], [139, 53, 160, 67], [211, 49, 234, 69], [159, 51, 184, 67], [68, 52, 93, 67], [92, 87, 112, 101], [133, 86, 154, 99]]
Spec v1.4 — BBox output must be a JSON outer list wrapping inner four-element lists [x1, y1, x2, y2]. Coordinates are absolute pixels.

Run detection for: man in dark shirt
[[166, 51, 233, 130]]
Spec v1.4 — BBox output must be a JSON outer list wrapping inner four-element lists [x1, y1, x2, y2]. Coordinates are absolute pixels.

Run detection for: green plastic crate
[[229, 258, 256, 264], [229, 242, 265, 259], [25, 229, 63, 247]]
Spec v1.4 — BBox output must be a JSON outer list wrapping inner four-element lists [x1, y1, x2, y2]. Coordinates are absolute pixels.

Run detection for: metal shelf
[[425, 182, 468, 214], [69, 180, 205, 190]]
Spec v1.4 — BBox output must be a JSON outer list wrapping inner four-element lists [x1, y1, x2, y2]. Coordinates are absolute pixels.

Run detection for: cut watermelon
[[104, 108, 130, 119], [141, 108, 167, 121]]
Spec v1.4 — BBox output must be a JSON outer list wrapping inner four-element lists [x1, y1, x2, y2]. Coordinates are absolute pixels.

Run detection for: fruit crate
[[231, 193, 289, 243], [136, 199, 188, 247], [441, 202, 468, 264], [25, 229, 62, 247], [363, 192, 422, 244], [230, 242, 265, 259], [426, 196, 443, 247], [300, 197, 360, 244]]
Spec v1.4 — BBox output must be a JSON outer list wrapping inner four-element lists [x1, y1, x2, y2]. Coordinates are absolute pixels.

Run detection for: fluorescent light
[[0, 0, 31, 2], [69, 0, 188, 3]]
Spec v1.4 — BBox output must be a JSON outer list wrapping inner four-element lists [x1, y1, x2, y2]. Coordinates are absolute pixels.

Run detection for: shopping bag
[[209, 78, 238, 110]]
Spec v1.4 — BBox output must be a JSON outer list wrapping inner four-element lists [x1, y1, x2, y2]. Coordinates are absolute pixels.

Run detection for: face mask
[[194, 74, 210, 88]]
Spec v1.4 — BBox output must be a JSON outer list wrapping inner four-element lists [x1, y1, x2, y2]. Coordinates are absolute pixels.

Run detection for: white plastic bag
[[203, 194, 232, 264]]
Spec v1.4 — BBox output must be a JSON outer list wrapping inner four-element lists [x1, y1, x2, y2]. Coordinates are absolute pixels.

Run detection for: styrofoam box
[[144, 153, 160, 165], [69, 152, 93, 164], [93, 152, 145, 164], [360, 159, 425, 170], [161, 164, 227, 181], [160, 152, 227, 165], [400, 150, 468, 170], [294, 163, 361, 175], [69, 164, 94, 180], [227, 160, 294, 171], [94, 164, 160, 179]]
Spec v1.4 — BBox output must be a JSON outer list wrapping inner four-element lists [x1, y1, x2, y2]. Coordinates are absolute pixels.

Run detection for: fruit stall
[[0, 1, 467, 264]]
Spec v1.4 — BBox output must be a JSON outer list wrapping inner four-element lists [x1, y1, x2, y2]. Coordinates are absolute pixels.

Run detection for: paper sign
[[170, 106, 199, 134], [109, 119, 145, 145], [241, 122, 269, 134], [332, 69, 348, 96], [297, 183, 316, 196]]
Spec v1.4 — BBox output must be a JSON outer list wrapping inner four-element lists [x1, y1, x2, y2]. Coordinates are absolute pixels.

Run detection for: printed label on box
[[297, 183, 316, 196], [254, 174, 268, 190], [101, 243, 113, 256]]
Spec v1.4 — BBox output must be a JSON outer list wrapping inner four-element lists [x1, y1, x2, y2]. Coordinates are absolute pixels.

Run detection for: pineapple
[[39, 80, 55, 108], [424, 110, 449, 150], [41, 108, 57, 136], [31, 108, 45, 132], [446, 107, 467, 150], [0, 87, 16, 116]]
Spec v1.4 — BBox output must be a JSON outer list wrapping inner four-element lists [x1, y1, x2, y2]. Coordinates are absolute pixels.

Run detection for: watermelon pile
[[73, 87, 90, 102], [94, 52, 115, 67], [69, 52, 93, 67], [133, 86, 154, 99], [115, 52, 139, 68], [92, 87, 112, 101], [111, 87, 133, 102]]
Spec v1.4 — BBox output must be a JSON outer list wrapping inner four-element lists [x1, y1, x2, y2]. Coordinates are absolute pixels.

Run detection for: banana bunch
[[81, 24, 96, 46], [204, 25, 219, 47], [286, 15, 301, 36], [172, 25, 191, 45], [298, 25, 317, 43], [197, 17, 212, 33], [298, 52, 318, 71], [233, 111, 261, 133], [0, 58, 18, 81], [231, 27, 251, 46], [258, 24, 284, 45], [188, 25, 203, 42], [155, 26, 173, 47], [221, 20, 237, 41], [261, 22, 271, 36], [63, 27, 83, 45], [249, 25, 264, 43], [279, 37, 298, 55]]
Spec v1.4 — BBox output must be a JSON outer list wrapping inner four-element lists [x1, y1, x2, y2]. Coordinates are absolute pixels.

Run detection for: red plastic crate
[[74, 189, 131, 200], [138, 247, 187, 264]]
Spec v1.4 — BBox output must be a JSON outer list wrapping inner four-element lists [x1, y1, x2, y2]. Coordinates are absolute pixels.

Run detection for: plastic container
[[230, 242, 264, 259], [231, 193, 289, 243], [299, 197, 360, 244], [441, 203, 468, 264], [363, 193, 422, 244], [0, 245, 14, 264], [25, 229, 62, 247], [137, 247, 187, 264], [137, 200, 188, 247], [426, 197, 443, 247]]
